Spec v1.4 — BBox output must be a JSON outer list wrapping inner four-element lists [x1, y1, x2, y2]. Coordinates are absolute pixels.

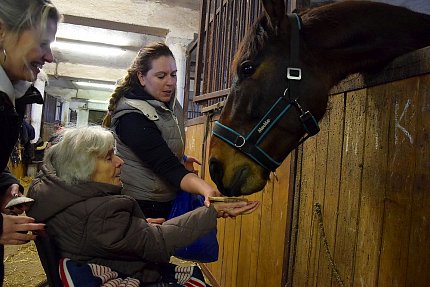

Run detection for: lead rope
[[314, 203, 345, 287]]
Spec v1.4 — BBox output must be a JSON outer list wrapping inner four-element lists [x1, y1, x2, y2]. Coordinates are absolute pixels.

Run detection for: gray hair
[[46, 126, 115, 185], [0, 0, 61, 35]]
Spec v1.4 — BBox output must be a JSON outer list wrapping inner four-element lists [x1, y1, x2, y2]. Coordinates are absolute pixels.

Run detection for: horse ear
[[262, 0, 286, 28]]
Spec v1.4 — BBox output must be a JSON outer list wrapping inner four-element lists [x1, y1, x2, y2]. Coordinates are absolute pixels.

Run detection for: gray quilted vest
[[111, 97, 185, 202]]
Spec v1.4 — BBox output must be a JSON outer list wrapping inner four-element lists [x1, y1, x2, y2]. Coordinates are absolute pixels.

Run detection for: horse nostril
[[209, 158, 224, 189]]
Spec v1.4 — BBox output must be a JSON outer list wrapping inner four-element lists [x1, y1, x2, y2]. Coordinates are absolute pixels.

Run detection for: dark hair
[[102, 42, 174, 127]]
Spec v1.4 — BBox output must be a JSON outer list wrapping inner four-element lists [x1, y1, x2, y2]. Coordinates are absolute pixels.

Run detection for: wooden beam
[[63, 14, 168, 37]]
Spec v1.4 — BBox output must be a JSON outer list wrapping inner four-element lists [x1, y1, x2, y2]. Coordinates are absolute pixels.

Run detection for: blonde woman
[[0, 0, 60, 283]]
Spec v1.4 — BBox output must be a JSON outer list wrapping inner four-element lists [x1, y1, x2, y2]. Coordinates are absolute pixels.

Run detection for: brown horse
[[208, 0, 430, 196]]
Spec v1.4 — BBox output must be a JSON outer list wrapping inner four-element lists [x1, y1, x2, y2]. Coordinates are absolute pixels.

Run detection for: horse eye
[[240, 61, 255, 76]]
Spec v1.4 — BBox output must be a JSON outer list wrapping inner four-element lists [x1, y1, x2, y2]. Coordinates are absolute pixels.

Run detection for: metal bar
[[193, 0, 208, 98]]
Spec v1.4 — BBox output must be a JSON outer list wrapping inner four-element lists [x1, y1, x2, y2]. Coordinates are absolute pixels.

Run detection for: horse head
[[209, 0, 331, 196], [208, 0, 430, 196]]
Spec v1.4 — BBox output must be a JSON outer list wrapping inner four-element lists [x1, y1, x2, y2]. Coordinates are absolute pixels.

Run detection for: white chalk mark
[[394, 98, 413, 145]]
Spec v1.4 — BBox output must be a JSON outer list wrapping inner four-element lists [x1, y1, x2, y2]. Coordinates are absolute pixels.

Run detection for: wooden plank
[[239, 191, 263, 287], [286, 148, 303, 287], [406, 73, 430, 286], [307, 109, 330, 287], [333, 89, 367, 286], [202, 121, 224, 283], [269, 158, 291, 286], [378, 77, 419, 286], [215, 218, 227, 282], [316, 93, 345, 286], [221, 218, 236, 287], [234, 191, 258, 287], [255, 179, 275, 287], [184, 124, 205, 165], [194, 88, 230, 103], [352, 83, 391, 286], [185, 115, 206, 127], [201, 101, 225, 114], [292, 134, 317, 286], [230, 213, 243, 287], [62, 14, 168, 37], [251, 191, 264, 287], [331, 47, 430, 95]]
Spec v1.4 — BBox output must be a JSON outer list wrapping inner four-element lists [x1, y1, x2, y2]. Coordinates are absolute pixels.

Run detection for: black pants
[[137, 200, 172, 219]]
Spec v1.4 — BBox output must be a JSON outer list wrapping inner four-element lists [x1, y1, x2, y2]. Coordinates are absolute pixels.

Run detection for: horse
[[208, 0, 430, 196]]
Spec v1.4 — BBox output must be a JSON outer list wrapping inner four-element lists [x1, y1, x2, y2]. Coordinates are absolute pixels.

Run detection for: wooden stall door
[[289, 74, 430, 287], [184, 120, 292, 287]]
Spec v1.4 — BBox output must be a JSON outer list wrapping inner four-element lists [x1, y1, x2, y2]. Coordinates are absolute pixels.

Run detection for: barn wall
[[289, 73, 430, 287]]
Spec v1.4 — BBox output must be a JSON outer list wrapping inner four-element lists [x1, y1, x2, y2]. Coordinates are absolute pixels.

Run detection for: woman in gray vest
[[103, 42, 220, 220]]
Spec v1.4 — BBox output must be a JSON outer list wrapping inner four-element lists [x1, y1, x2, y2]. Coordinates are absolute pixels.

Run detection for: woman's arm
[[84, 195, 259, 262], [118, 113, 222, 205], [180, 173, 221, 206]]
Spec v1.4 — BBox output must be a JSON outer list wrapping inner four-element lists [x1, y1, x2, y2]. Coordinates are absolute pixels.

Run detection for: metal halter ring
[[234, 135, 246, 148]]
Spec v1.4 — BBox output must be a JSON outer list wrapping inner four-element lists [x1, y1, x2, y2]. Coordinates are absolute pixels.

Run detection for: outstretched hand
[[0, 214, 45, 245], [212, 201, 260, 218]]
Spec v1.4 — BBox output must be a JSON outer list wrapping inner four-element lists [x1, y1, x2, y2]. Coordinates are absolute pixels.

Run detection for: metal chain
[[314, 202, 345, 287]]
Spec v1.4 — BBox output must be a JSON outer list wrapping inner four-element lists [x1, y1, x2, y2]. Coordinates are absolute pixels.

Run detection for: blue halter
[[212, 14, 320, 171]]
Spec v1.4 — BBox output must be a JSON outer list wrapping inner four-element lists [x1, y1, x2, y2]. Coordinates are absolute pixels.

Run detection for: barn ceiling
[[44, 0, 201, 102]]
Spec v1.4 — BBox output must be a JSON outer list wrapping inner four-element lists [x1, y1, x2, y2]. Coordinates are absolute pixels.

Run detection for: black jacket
[[0, 87, 43, 284]]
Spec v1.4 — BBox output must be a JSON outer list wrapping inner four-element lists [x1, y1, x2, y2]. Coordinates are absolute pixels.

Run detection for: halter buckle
[[287, 67, 301, 80], [300, 111, 320, 136]]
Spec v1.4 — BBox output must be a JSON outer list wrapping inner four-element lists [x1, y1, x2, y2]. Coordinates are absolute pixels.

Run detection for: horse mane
[[232, 1, 430, 83], [231, 0, 338, 73], [231, 16, 271, 74]]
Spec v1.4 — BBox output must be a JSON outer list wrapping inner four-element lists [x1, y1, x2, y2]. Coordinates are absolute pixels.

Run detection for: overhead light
[[74, 81, 116, 90], [51, 40, 126, 56], [56, 23, 132, 47], [87, 99, 109, 104]]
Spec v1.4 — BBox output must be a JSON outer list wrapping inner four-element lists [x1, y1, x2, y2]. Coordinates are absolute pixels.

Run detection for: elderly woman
[[28, 126, 259, 286]]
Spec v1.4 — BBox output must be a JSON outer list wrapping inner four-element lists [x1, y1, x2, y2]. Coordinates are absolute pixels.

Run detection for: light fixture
[[51, 40, 126, 57], [74, 81, 116, 90], [87, 99, 109, 104], [56, 23, 133, 47]]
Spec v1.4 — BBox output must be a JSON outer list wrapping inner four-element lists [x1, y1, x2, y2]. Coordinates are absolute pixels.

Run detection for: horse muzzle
[[208, 138, 269, 196]]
